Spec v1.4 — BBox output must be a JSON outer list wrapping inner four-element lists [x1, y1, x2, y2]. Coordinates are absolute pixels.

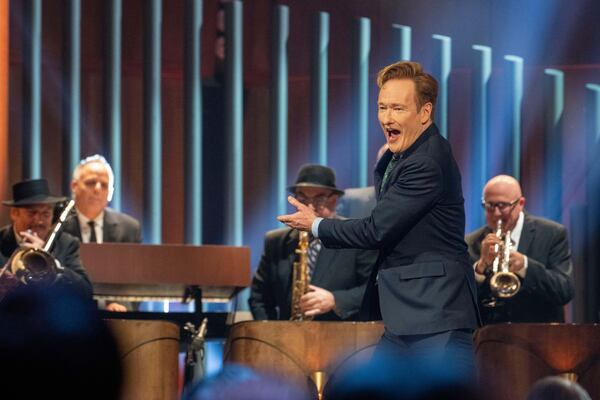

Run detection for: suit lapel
[[103, 210, 118, 242], [65, 210, 82, 240], [0, 226, 19, 259], [517, 215, 535, 254], [311, 246, 335, 284], [282, 229, 299, 291], [374, 150, 392, 199]]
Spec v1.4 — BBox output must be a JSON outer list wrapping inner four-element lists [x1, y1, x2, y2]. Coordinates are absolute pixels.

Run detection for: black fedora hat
[[2, 179, 67, 207], [287, 164, 344, 195]]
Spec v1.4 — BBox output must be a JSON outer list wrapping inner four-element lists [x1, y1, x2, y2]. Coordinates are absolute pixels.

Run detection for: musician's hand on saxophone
[[300, 285, 335, 317]]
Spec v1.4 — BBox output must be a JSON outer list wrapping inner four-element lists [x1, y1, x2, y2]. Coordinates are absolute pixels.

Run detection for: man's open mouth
[[387, 129, 400, 138]]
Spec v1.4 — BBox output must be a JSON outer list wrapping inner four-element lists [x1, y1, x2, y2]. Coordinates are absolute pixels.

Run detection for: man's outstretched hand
[[277, 196, 318, 231]]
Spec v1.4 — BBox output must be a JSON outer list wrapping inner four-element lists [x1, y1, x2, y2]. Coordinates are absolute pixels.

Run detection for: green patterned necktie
[[381, 154, 399, 189]]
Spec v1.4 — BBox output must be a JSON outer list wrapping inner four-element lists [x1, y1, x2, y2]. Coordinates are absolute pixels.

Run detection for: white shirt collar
[[76, 208, 104, 243]]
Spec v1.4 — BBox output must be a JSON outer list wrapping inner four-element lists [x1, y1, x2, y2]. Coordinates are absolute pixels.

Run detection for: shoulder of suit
[[0, 224, 11, 237], [465, 226, 488, 244], [57, 230, 81, 246], [524, 214, 566, 232], [343, 187, 375, 197], [265, 226, 293, 241], [105, 207, 140, 226]]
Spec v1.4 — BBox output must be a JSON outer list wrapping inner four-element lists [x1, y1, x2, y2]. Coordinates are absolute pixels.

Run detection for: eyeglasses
[[294, 193, 333, 208], [481, 198, 520, 213]]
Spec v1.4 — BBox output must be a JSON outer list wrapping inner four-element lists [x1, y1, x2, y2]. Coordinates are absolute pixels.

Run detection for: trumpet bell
[[9, 248, 60, 285], [490, 271, 521, 298]]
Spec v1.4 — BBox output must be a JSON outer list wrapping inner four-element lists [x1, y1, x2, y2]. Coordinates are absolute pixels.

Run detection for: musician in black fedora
[[0, 178, 92, 298], [249, 164, 377, 321]]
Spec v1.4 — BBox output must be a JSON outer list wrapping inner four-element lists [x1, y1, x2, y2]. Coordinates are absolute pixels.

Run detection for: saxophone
[[290, 231, 313, 321]]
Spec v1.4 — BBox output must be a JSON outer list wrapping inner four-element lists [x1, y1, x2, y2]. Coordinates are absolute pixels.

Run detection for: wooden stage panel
[[224, 321, 384, 390], [106, 319, 180, 400], [475, 323, 600, 400]]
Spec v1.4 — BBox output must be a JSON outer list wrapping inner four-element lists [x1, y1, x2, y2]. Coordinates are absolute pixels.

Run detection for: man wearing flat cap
[[249, 164, 377, 320], [0, 179, 93, 298]]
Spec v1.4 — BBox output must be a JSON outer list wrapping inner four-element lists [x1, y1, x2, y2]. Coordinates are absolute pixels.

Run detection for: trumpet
[[488, 219, 521, 300]]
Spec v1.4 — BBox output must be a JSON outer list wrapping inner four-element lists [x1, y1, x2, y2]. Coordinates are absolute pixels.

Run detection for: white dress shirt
[[76, 209, 105, 244]]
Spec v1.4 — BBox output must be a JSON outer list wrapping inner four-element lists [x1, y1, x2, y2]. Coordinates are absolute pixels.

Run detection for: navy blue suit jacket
[[318, 124, 481, 335]]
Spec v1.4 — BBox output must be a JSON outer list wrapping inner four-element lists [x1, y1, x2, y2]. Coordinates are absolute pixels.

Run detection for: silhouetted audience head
[[0, 284, 122, 399], [325, 349, 481, 400], [526, 376, 591, 400], [184, 363, 309, 400]]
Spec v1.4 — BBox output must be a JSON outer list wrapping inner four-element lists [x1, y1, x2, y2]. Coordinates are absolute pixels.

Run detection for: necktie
[[307, 238, 322, 279], [88, 221, 97, 243], [381, 154, 399, 189]]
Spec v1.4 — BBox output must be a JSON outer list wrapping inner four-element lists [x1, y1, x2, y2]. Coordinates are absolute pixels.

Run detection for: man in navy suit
[[466, 175, 574, 324], [278, 61, 480, 374]]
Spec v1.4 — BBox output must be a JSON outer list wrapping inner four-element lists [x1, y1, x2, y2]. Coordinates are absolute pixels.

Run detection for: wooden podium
[[224, 321, 384, 396], [80, 243, 251, 302], [475, 323, 600, 400]]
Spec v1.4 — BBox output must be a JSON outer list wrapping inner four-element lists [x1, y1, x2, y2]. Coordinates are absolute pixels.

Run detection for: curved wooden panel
[[224, 321, 384, 388], [475, 323, 600, 400], [106, 319, 180, 400]]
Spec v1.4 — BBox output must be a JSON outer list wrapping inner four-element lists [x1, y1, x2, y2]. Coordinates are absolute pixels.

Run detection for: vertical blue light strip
[[351, 17, 370, 188], [272, 5, 289, 217], [543, 69, 564, 221], [184, 0, 203, 245], [63, 0, 81, 195], [392, 24, 411, 61], [106, 0, 122, 211], [470, 45, 491, 231], [143, 0, 162, 244], [432, 34, 451, 139], [586, 84, 600, 144], [504, 55, 523, 180], [225, 1, 243, 246], [311, 11, 328, 166], [584, 83, 600, 320], [22, 0, 42, 178]]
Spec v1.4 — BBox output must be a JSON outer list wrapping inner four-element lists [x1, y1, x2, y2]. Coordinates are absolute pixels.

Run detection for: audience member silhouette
[[184, 363, 309, 400], [526, 376, 591, 400], [0, 284, 122, 399]]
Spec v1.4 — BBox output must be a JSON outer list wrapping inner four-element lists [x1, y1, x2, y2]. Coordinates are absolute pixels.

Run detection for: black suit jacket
[[249, 226, 377, 321], [318, 124, 480, 335], [0, 225, 93, 298], [63, 208, 142, 243], [465, 214, 574, 323]]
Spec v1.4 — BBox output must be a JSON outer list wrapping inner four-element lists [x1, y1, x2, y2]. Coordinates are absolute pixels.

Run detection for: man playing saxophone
[[0, 179, 93, 299], [466, 175, 574, 324], [249, 165, 377, 321]]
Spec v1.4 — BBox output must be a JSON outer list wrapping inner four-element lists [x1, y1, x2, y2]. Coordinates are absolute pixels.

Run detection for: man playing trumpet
[[466, 175, 574, 324], [0, 179, 92, 299]]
